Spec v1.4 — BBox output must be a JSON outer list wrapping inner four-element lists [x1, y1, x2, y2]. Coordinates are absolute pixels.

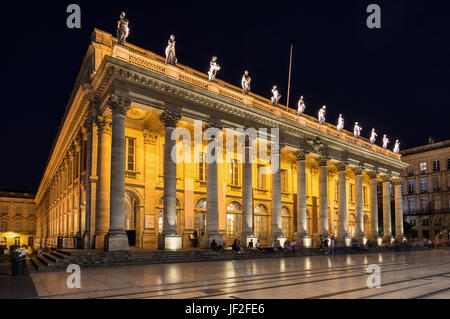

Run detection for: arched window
[[196, 199, 207, 210], [255, 204, 268, 214], [254, 204, 268, 242], [282, 207, 292, 240], [227, 201, 242, 212], [194, 199, 207, 239], [226, 202, 242, 240]]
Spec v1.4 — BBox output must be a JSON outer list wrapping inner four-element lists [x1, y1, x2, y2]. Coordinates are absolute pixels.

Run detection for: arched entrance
[[348, 213, 356, 238], [194, 198, 207, 246], [124, 191, 139, 246], [226, 201, 242, 245]]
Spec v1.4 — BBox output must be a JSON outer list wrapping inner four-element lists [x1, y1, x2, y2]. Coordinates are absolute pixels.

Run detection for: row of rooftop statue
[[116, 12, 401, 154]]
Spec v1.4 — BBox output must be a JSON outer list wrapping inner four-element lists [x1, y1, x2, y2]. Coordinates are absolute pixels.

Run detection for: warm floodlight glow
[[303, 236, 312, 248]]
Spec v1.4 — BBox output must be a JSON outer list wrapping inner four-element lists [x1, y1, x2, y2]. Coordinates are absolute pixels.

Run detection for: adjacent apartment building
[[0, 190, 37, 248], [401, 138, 450, 240]]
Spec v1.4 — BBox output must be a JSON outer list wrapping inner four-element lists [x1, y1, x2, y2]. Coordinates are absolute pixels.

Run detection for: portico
[[34, 29, 408, 251]]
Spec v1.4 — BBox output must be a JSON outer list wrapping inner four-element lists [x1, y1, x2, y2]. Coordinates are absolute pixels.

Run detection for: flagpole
[[286, 44, 293, 110]]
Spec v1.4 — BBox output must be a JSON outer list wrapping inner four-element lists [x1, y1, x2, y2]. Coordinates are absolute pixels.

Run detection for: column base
[[202, 233, 224, 248], [276, 236, 287, 248], [158, 234, 182, 251], [104, 230, 130, 252], [296, 235, 312, 248], [345, 236, 352, 248], [395, 236, 406, 243], [376, 237, 383, 246], [383, 235, 392, 243], [239, 234, 258, 249]]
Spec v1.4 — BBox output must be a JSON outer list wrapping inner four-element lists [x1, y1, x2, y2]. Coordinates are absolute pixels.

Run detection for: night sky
[[2, 0, 450, 191]]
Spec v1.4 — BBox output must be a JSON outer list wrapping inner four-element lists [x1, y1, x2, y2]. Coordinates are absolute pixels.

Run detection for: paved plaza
[[20, 249, 450, 299]]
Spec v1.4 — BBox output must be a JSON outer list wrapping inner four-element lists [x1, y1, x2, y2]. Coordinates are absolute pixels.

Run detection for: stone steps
[[31, 248, 324, 272]]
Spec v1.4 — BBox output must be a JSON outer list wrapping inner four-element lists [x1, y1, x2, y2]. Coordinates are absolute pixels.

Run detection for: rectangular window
[[281, 170, 288, 193], [199, 152, 207, 181], [335, 181, 339, 201], [420, 162, 427, 174], [421, 198, 428, 211], [408, 165, 414, 176], [349, 183, 354, 202], [408, 199, 416, 212], [433, 176, 440, 192], [408, 181, 415, 194], [423, 218, 429, 227], [257, 165, 266, 189], [420, 179, 428, 193], [126, 138, 136, 171], [230, 159, 240, 186], [448, 159, 450, 170], [433, 160, 440, 172], [226, 214, 242, 238], [363, 186, 368, 205]]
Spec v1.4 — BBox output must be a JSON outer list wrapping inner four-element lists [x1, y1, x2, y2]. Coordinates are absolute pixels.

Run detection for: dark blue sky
[[2, 0, 449, 191]]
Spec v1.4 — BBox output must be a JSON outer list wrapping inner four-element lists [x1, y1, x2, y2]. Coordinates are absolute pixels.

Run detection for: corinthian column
[[317, 156, 329, 242], [159, 110, 182, 250], [393, 178, 404, 241], [336, 162, 349, 243], [271, 143, 285, 244], [240, 137, 257, 247], [367, 170, 380, 243], [104, 94, 131, 252], [352, 166, 365, 239], [204, 122, 224, 247], [94, 115, 112, 250], [295, 149, 310, 247], [381, 175, 392, 242]]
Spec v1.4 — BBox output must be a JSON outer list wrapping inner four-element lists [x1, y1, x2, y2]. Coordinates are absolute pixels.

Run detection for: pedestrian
[[319, 235, 323, 250], [248, 239, 254, 250], [255, 240, 263, 252]]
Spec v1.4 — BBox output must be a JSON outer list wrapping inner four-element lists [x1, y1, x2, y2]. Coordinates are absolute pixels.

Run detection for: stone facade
[[401, 139, 450, 240], [34, 29, 408, 251]]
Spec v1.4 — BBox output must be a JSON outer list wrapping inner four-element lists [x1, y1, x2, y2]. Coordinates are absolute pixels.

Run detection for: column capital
[[75, 130, 84, 146], [96, 116, 112, 136], [271, 143, 285, 156], [335, 161, 348, 172], [160, 110, 182, 128], [143, 130, 158, 145], [380, 174, 392, 183], [109, 94, 132, 116], [294, 149, 310, 161], [366, 170, 379, 180], [351, 166, 364, 176], [315, 155, 329, 167], [391, 177, 404, 185]]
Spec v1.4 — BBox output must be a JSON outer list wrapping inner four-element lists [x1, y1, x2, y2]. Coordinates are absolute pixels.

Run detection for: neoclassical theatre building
[[35, 28, 408, 251]]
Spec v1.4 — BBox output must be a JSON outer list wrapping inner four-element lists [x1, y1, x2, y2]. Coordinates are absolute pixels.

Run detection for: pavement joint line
[[414, 287, 450, 299]]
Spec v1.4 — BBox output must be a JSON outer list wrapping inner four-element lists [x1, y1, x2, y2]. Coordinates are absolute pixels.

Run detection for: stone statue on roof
[[297, 96, 306, 116], [394, 140, 401, 154], [383, 135, 390, 149], [337, 114, 344, 132], [318, 106, 326, 124], [208, 56, 221, 81], [271, 86, 281, 106], [370, 129, 378, 144], [354, 122, 362, 138], [116, 12, 130, 46], [241, 70, 251, 94], [165, 35, 178, 65]]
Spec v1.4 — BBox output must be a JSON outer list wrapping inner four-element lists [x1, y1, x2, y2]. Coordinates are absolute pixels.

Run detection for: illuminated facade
[[35, 29, 408, 251], [401, 139, 450, 240], [0, 190, 36, 249]]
